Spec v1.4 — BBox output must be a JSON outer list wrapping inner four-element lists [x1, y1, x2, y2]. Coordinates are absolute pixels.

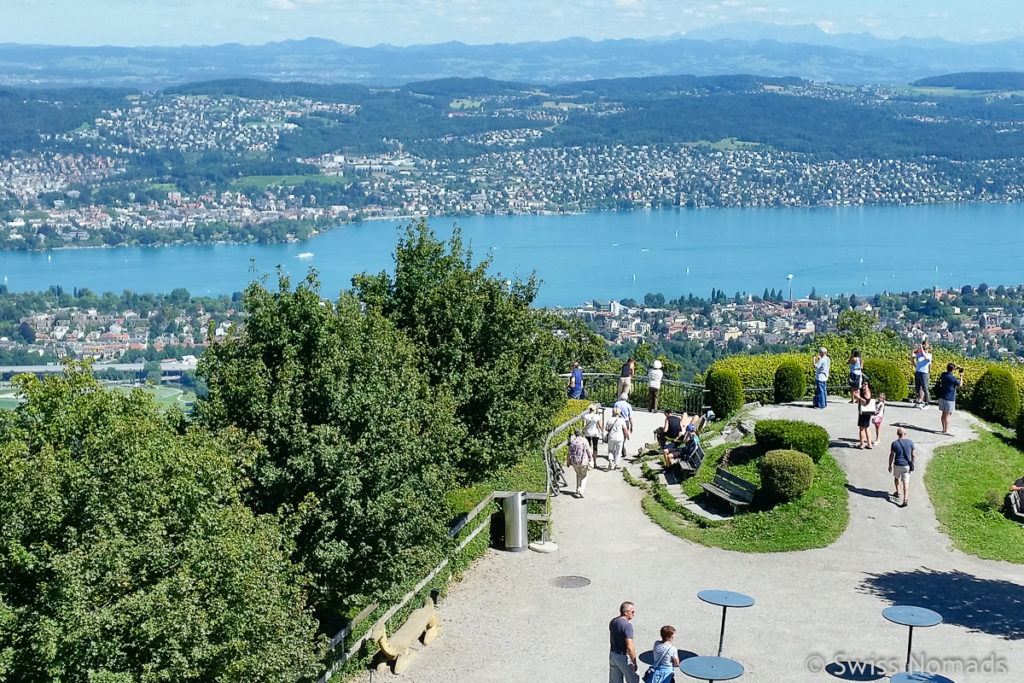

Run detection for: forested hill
[[911, 72, 1024, 90]]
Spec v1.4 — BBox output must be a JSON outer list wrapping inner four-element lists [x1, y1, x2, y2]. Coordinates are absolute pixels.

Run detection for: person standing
[[938, 363, 963, 436], [582, 404, 604, 466], [888, 427, 916, 507], [647, 360, 664, 411], [644, 625, 681, 683], [605, 407, 631, 471], [618, 358, 636, 399], [847, 349, 863, 403], [566, 429, 594, 498], [911, 340, 932, 408], [813, 347, 831, 409], [568, 362, 584, 399], [854, 379, 875, 449], [609, 601, 639, 683]]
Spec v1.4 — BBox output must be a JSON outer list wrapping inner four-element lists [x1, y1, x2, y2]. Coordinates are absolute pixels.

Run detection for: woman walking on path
[[644, 625, 681, 683], [854, 379, 876, 449], [605, 406, 631, 471], [566, 429, 594, 498], [847, 349, 863, 403], [582, 404, 604, 467]]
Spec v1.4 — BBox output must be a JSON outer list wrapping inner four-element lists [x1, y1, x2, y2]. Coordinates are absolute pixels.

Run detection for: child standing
[[871, 393, 886, 443]]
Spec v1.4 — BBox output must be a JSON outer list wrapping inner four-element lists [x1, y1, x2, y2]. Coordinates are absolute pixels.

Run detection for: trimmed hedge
[[972, 367, 1020, 427], [707, 368, 744, 418], [773, 360, 807, 403], [759, 449, 815, 503], [754, 419, 830, 462], [862, 358, 909, 402]]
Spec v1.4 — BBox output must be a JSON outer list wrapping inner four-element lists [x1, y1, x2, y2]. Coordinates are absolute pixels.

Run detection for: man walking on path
[[911, 341, 932, 408], [609, 601, 639, 683], [938, 363, 963, 435], [888, 427, 916, 507], [813, 347, 831, 408], [647, 360, 664, 411], [568, 361, 584, 399], [618, 358, 635, 399]]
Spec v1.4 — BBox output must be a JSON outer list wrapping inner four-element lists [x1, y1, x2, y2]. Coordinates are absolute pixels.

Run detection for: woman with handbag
[[643, 625, 680, 683], [854, 379, 876, 449], [605, 406, 630, 471]]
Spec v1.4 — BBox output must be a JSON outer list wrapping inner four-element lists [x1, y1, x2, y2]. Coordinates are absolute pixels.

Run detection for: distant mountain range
[[3, 23, 1024, 88]]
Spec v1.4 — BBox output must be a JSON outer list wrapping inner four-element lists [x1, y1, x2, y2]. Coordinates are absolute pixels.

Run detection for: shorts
[[849, 375, 862, 390], [939, 398, 955, 414], [857, 412, 872, 428], [871, 414, 883, 427], [892, 465, 911, 481]]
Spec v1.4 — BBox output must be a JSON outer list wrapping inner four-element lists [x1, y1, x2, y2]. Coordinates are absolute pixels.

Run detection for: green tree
[[353, 220, 563, 482], [0, 364, 322, 682], [197, 271, 459, 620], [836, 309, 875, 337]]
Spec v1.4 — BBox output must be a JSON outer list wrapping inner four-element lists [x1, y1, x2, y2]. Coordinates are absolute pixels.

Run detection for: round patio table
[[890, 672, 955, 683], [882, 605, 943, 672], [697, 589, 755, 656], [679, 655, 744, 683]]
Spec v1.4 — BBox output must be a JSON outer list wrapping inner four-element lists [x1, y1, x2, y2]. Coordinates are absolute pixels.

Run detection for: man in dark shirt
[[608, 601, 639, 683], [655, 410, 684, 447], [618, 358, 635, 399], [888, 427, 916, 507], [938, 363, 963, 435]]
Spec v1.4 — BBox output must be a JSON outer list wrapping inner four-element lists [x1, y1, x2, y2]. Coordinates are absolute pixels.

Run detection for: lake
[[1, 203, 1021, 306]]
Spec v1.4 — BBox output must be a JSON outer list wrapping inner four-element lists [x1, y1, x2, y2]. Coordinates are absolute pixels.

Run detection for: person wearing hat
[[813, 346, 831, 409], [647, 359, 664, 411], [664, 423, 700, 469]]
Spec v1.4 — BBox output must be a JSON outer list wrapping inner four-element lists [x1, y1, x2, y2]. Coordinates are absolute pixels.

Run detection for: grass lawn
[[642, 437, 849, 552], [925, 426, 1024, 563], [110, 384, 196, 410]]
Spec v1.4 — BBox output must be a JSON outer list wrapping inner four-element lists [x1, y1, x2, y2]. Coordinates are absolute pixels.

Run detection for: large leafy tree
[[353, 220, 563, 481], [0, 364, 321, 682], [197, 273, 458, 620]]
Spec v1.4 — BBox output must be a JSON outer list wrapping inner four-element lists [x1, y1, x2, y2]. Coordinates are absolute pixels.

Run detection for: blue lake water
[[0, 203, 1020, 306]]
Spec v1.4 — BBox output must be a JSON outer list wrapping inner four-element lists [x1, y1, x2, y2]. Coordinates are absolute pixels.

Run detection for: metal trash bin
[[503, 491, 528, 552]]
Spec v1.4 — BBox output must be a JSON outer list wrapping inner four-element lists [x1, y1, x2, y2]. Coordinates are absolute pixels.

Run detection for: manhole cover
[[550, 575, 592, 589]]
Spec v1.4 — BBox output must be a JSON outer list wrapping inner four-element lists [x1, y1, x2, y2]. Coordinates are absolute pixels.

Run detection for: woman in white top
[[647, 359, 664, 411], [645, 625, 681, 683], [604, 406, 631, 470], [581, 404, 604, 467]]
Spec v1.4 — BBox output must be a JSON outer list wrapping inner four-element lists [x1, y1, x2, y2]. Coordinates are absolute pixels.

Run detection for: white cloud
[[265, 0, 295, 9]]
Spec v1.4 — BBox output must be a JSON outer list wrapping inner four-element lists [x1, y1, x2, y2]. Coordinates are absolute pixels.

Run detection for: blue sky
[[3, 0, 1021, 47]]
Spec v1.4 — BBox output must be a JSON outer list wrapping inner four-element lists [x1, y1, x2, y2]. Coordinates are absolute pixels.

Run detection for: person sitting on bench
[[655, 409, 686, 448], [1011, 474, 1024, 496], [663, 424, 700, 468]]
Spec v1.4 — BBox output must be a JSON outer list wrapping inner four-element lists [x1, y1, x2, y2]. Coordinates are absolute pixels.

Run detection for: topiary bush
[[754, 419, 830, 462], [971, 367, 1020, 427], [706, 368, 744, 418], [773, 360, 808, 403], [862, 358, 909, 402], [759, 449, 815, 503]]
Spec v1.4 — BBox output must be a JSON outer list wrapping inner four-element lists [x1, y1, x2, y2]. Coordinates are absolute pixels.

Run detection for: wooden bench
[[371, 597, 441, 675], [700, 467, 756, 514], [1009, 491, 1024, 523], [670, 441, 706, 476]]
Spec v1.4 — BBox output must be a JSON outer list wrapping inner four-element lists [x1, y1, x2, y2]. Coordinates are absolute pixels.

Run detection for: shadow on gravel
[[825, 661, 886, 680], [845, 484, 892, 501], [890, 422, 944, 435], [860, 568, 1024, 640]]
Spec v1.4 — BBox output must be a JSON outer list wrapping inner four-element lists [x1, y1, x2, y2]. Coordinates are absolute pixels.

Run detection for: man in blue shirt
[[567, 362, 584, 399], [938, 363, 963, 435], [608, 601, 639, 683], [888, 427, 916, 507]]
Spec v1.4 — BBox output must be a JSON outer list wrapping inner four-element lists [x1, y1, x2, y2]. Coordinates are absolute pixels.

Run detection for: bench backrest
[[1011, 490, 1024, 517], [713, 467, 756, 502], [693, 415, 707, 434]]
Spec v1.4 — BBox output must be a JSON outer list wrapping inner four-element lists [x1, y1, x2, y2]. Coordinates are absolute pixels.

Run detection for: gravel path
[[357, 401, 1022, 682]]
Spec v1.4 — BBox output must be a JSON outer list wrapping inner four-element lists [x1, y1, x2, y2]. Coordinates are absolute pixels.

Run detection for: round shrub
[[759, 449, 815, 503], [707, 368, 744, 418], [984, 488, 1006, 513], [754, 419, 830, 462], [773, 360, 807, 403], [971, 367, 1020, 427], [862, 358, 909, 402]]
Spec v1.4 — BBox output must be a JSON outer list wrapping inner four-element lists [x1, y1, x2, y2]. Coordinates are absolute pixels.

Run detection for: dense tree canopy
[[0, 364, 322, 682], [353, 220, 564, 481]]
